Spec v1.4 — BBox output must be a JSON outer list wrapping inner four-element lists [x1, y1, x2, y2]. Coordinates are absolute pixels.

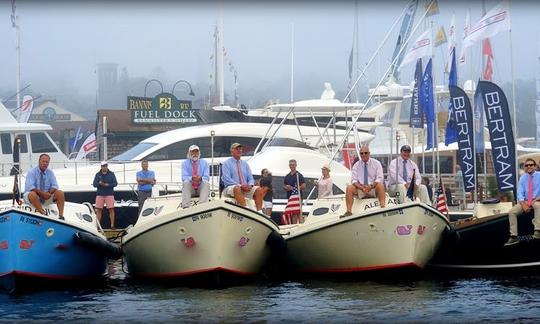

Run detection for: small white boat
[[122, 195, 282, 282], [283, 195, 450, 273]]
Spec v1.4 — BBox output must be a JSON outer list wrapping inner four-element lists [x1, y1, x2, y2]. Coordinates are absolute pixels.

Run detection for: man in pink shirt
[[387, 144, 429, 204], [342, 145, 386, 217]]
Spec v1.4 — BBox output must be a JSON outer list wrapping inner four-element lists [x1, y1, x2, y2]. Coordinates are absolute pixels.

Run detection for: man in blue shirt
[[221, 142, 263, 211], [283, 159, 306, 223], [505, 158, 540, 246], [181, 145, 210, 208], [136, 160, 156, 214], [23, 154, 65, 219]]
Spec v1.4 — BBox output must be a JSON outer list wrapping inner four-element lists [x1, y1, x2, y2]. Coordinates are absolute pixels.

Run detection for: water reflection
[[1, 259, 540, 322]]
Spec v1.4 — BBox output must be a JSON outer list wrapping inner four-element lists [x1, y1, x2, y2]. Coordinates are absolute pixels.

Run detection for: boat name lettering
[[0, 215, 10, 223], [227, 212, 244, 222], [191, 212, 213, 222], [383, 209, 403, 217], [387, 198, 399, 205], [19, 216, 43, 227], [364, 201, 380, 210]]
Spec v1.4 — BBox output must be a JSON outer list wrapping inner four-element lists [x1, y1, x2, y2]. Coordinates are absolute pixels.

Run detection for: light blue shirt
[[182, 159, 210, 183], [136, 169, 155, 192], [516, 171, 540, 202], [221, 157, 254, 187], [24, 166, 59, 193]]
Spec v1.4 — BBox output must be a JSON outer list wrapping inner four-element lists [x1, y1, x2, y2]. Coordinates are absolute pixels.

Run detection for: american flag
[[281, 186, 301, 225], [435, 178, 449, 217]]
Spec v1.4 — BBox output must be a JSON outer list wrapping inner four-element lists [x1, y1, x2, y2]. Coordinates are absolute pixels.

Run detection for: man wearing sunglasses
[[505, 158, 540, 246], [342, 145, 385, 217], [387, 144, 430, 204]]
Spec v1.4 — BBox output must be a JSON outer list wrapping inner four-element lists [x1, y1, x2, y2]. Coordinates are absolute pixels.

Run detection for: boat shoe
[[504, 236, 519, 246], [533, 230, 540, 240]]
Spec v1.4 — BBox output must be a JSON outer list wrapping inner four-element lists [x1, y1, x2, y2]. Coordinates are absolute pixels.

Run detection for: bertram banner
[[127, 93, 197, 124]]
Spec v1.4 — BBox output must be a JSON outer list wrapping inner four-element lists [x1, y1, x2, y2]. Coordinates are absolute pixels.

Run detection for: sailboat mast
[[11, 0, 21, 118], [215, 15, 225, 106]]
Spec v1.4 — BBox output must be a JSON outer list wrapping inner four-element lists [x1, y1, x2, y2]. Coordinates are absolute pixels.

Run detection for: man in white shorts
[[342, 145, 386, 217], [221, 143, 264, 212]]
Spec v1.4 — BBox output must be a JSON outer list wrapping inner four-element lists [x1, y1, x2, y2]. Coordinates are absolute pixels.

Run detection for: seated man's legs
[[52, 189, 65, 217], [253, 186, 268, 211], [374, 182, 386, 208], [344, 184, 358, 214], [388, 184, 407, 204], [507, 203, 524, 236], [24, 191, 46, 215], [197, 181, 210, 205], [531, 201, 540, 233], [181, 181, 194, 208], [414, 184, 430, 204]]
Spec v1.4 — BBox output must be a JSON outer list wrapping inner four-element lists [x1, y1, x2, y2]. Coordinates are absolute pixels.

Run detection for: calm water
[[2, 260, 540, 323]]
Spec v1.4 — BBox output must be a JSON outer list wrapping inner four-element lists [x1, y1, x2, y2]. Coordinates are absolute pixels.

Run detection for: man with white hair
[[181, 144, 210, 208]]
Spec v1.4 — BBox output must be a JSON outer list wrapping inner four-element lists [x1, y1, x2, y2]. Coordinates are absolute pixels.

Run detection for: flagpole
[[509, 30, 519, 193]]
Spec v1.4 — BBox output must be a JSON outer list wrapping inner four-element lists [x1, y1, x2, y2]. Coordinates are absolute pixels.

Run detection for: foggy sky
[[0, 0, 538, 105]]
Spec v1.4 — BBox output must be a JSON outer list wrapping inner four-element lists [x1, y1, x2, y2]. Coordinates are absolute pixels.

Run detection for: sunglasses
[[402, 149, 411, 153], [525, 164, 536, 167], [360, 152, 370, 155]]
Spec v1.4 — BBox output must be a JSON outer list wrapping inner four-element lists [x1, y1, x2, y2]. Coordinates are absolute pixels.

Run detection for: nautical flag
[[399, 29, 432, 71], [434, 26, 447, 47], [70, 127, 83, 153], [406, 169, 416, 200], [483, 38, 494, 81], [409, 58, 424, 128], [390, 0, 418, 80], [445, 48, 458, 146], [473, 83, 485, 153], [18, 95, 34, 123], [281, 186, 301, 225], [419, 59, 435, 150], [424, 0, 439, 17], [435, 178, 449, 217], [459, 9, 471, 65], [75, 133, 97, 160], [462, 0, 511, 51]]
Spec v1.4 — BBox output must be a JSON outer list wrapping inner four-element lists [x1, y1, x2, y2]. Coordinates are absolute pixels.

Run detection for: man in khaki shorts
[[342, 145, 385, 217], [92, 161, 118, 229], [221, 142, 264, 213]]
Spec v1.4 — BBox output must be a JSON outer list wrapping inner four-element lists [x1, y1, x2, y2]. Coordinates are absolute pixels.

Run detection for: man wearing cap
[[136, 160, 156, 214], [92, 161, 118, 229], [342, 145, 385, 217], [387, 144, 429, 204], [23, 153, 65, 219], [181, 144, 210, 208], [221, 142, 264, 211]]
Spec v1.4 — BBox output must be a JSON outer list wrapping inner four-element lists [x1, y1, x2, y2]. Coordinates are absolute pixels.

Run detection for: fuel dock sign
[[127, 93, 197, 124]]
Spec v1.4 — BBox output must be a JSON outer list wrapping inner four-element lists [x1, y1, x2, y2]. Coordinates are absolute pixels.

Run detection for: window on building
[[30, 133, 58, 153], [0, 134, 12, 154]]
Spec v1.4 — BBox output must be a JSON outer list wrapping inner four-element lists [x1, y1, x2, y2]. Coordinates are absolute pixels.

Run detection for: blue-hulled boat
[[0, 200, 122, 293]]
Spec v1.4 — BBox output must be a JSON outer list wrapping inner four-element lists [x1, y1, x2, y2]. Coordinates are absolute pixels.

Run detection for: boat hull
[[122, 198, 281, 280], [0, 207, 108, 292], [285, 198, 449, 273], [430, 211, 540, 270]]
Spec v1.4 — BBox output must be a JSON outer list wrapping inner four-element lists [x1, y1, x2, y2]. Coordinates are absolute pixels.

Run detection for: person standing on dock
[[284, 159, 306, 223], [93, 161, 118, 230], [136, 160, 156, 214], [341, 145, 385, 217], [505, 158, 540, 246], [181, 145, 210, 208], [23, 153, 65, 220], [387, 144, 429, 204]]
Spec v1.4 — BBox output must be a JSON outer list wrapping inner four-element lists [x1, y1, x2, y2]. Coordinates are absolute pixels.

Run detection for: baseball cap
[[100, 161, 108, 166], [230, 142, 242, 150], [188, 144, 200, 151], [400, 145, 412, 152]]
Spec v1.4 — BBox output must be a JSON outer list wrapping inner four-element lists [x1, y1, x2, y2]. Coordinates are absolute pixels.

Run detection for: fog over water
[[0, 0, 538, 107]]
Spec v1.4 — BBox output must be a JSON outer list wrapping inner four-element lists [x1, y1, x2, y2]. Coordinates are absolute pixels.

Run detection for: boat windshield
[[111, 142, 157, 161]]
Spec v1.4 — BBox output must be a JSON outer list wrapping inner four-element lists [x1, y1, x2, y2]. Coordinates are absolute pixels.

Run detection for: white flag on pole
[[75, 133, 96, 160], [446, 14, 456, 71], [462, 1, 511, 50], [459, 9, 471, 65], [18, 95, 34, 123], [398, 29, 432, 71]]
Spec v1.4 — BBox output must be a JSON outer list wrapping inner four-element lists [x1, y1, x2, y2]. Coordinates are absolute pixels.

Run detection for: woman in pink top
[[317, 165, 333, 198]]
